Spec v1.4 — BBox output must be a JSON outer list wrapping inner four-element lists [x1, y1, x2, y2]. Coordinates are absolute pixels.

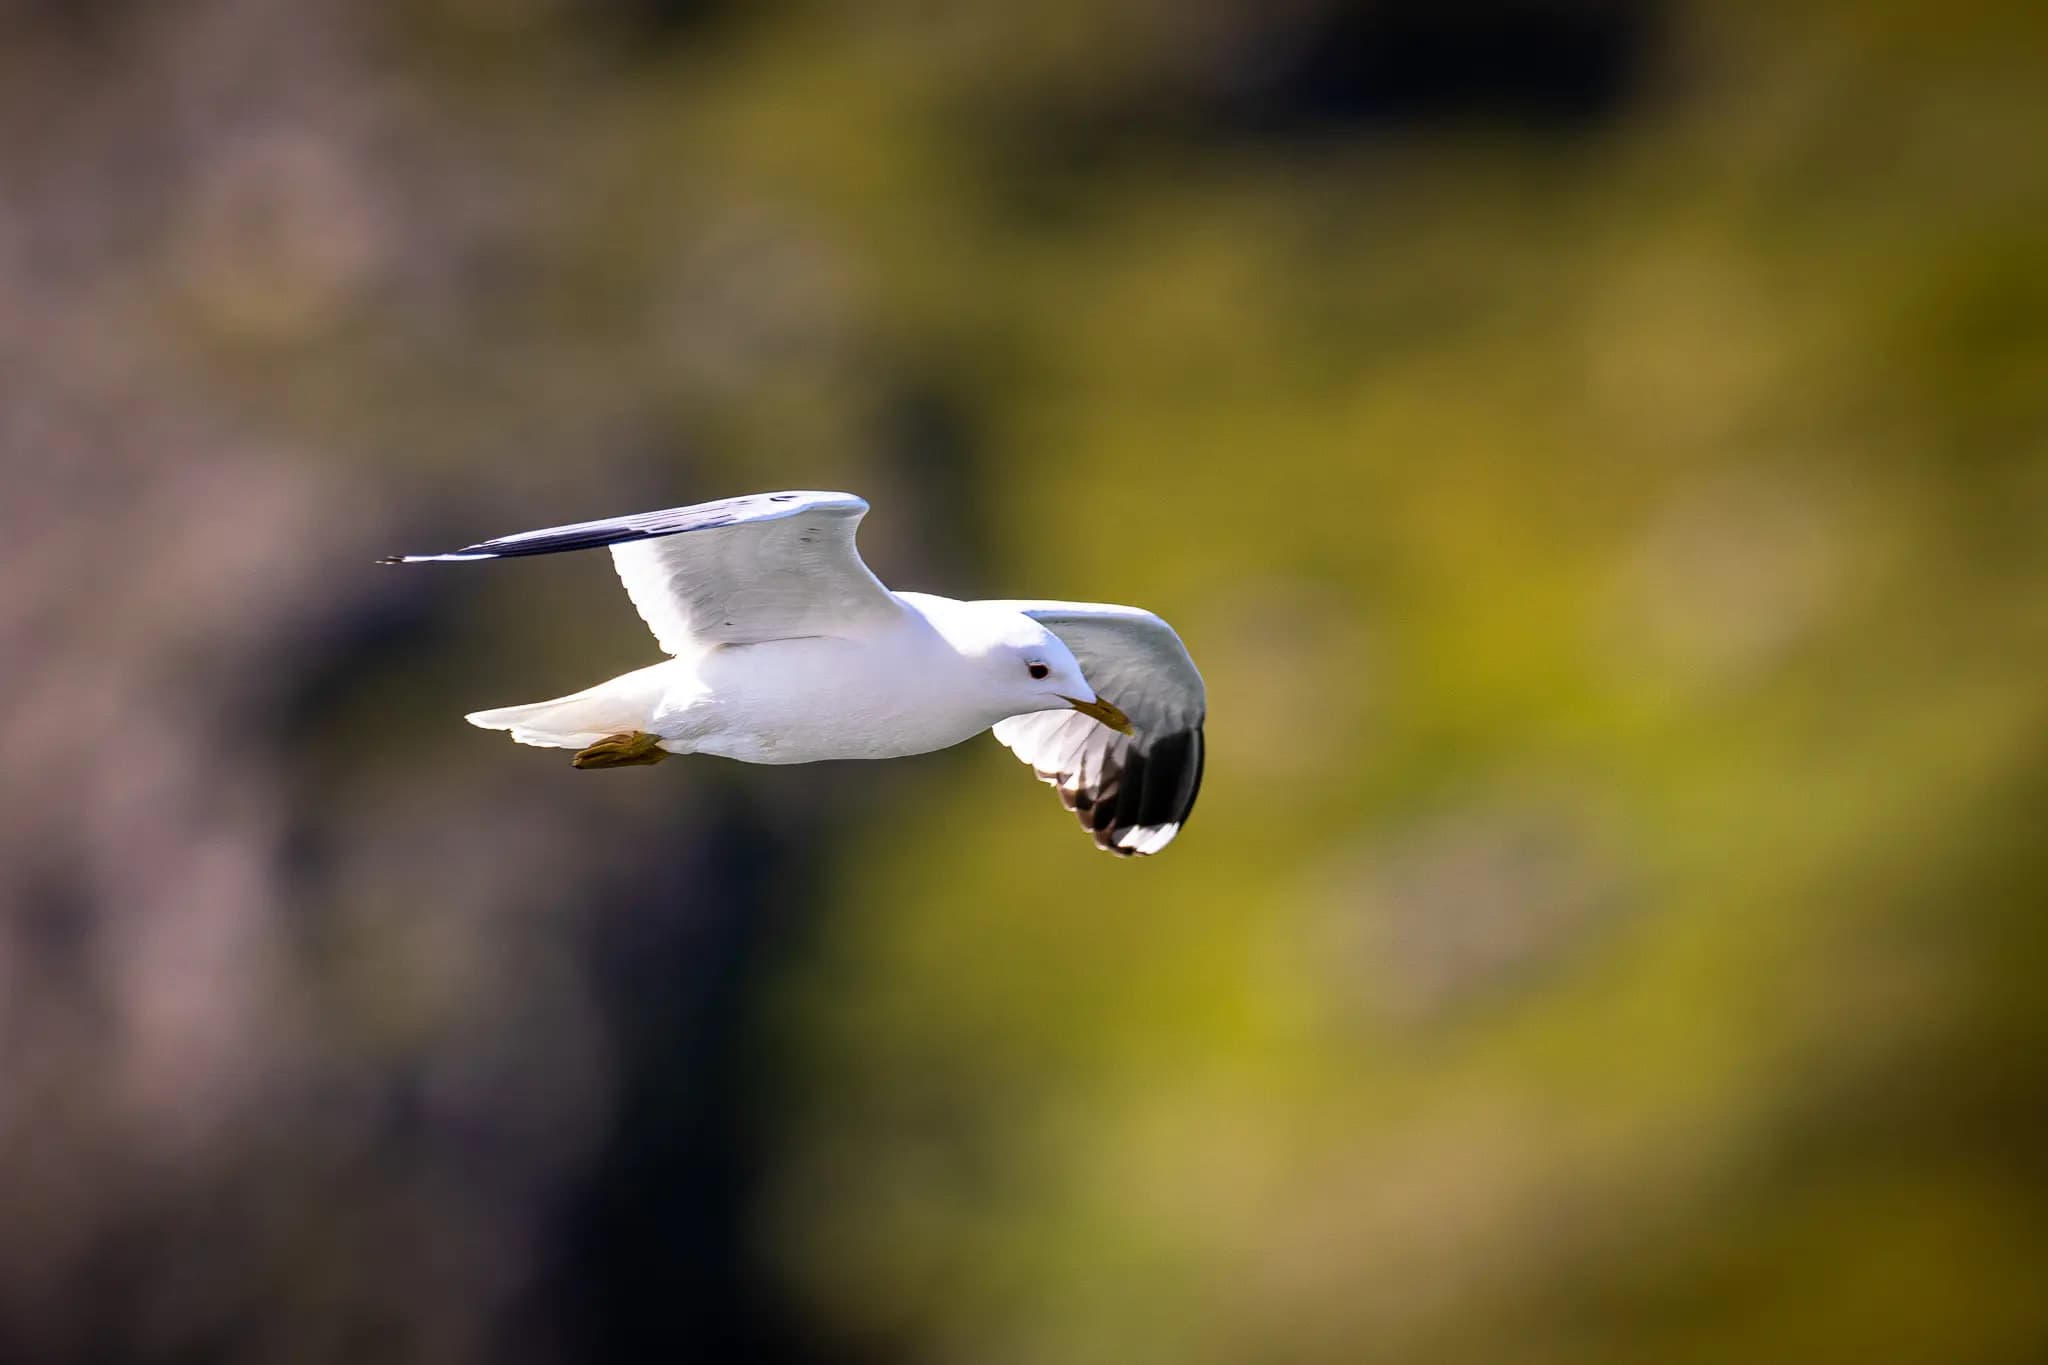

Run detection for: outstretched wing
[[984, 600, 1206, 857], [380, 490, 903, 652]]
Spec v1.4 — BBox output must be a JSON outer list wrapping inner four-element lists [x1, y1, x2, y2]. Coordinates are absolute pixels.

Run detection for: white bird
[[381, 490, 1205, 855]]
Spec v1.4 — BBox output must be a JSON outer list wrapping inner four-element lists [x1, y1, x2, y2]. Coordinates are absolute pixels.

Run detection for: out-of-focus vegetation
[[2, 1, 2044, 1362]]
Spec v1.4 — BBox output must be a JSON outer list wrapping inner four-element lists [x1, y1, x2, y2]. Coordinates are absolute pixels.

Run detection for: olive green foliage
[[727, 5, 2048, 1363]]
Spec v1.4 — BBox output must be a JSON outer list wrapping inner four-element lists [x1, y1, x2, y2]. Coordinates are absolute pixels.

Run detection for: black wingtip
[[375, 554, 406, 565]]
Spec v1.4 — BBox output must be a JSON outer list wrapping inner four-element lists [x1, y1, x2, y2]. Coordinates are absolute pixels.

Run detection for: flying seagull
[[380, 490, 1206, 855]]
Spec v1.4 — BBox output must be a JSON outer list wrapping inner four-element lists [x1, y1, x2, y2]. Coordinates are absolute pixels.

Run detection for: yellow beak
[[1064, 695, 1133, 735]]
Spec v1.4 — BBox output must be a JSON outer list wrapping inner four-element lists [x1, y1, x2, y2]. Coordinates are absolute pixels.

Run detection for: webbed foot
[[572, 731, 671, 769]]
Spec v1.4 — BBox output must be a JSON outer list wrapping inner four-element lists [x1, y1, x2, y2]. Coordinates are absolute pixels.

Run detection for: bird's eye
[[1027, 662, 1051, 680]]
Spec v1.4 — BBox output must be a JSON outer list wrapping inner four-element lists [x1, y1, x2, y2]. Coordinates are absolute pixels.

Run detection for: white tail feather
[[465, 661, 673, 751]]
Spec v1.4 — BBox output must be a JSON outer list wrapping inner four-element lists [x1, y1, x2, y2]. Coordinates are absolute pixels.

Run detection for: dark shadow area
[[529, 792, 831, 1365], [1211, 0, 1664, 135]]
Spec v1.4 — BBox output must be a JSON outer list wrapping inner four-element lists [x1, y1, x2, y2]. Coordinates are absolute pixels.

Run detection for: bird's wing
[[983, 600, 1206, 857], [381, 490, 903, 652]]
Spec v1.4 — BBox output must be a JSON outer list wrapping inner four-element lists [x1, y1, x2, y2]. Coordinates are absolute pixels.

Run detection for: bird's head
[[974, 613, 1131, 734]]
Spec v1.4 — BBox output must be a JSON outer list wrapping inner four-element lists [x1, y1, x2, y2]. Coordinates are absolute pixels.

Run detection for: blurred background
[[3, 1, 2046, 1361]]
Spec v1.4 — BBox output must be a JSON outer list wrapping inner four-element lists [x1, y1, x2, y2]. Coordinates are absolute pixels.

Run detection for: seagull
[[380, 491, 1206, 855]]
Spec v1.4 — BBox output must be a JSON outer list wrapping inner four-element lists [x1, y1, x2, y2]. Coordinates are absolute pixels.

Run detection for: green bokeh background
[[3, 1, 2044, 1362]]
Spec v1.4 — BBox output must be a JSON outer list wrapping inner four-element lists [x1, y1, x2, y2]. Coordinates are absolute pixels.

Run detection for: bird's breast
[[662, 629, 997, 764]]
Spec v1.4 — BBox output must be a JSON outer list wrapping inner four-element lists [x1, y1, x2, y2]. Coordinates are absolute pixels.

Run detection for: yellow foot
[[572, 731, 671, 769]]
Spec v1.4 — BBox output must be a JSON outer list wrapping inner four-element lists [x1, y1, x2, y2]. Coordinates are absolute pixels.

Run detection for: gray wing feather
[[380, 490, 903, 651], [984, 600, 1206, 856]]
